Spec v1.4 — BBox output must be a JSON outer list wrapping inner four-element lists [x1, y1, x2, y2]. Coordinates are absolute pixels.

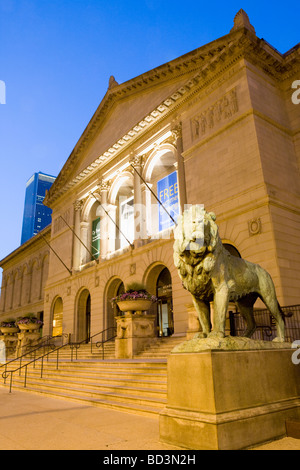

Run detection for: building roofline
[[0, 225, 51, 267]]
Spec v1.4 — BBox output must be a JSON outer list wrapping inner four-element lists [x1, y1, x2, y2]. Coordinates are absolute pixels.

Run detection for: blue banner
[[157, 171, 179, 231]]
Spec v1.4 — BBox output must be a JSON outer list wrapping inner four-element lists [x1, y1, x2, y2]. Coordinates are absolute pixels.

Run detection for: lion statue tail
[[277, 302, 286, 324]]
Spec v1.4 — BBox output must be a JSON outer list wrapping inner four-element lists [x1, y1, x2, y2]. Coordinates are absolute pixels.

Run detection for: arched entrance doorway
[[104, 278, 124, 334], [52, 297, 63, 337], [156, 267, 174, 337], [77, 289, 91, 342], [144, 264, 174, 337], [223, 243, 241, 258]]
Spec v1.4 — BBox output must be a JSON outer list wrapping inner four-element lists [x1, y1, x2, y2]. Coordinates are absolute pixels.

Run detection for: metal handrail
[[69, 326, 117, 360], [94, 327, 117, 359], [1, 327, 117, 393], [2, 340, 71, 393], [0, 333, 68, 371]]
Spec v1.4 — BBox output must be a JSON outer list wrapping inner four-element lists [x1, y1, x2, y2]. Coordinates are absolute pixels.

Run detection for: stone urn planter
[[112, 283, 158, 359], [111, 282, 158, 316], [17, 323, 41, 331], [117, 299, 153, 315], [16, 315, 43, 332], [0, 326, 19, 335]]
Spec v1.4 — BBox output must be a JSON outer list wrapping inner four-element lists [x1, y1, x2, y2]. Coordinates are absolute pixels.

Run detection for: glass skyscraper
[[21, 172, 56, 245]]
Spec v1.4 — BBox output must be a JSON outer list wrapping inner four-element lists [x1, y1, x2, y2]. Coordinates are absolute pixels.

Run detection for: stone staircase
[[134, 334, 186, 358], [58, 340, 116, 360], [2, 359, 168, 416], [1, 335, 186, 417]]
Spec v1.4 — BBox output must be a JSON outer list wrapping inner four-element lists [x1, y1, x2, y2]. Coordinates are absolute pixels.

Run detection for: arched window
[[109, 173, 134, 251], [156, 267, 174, 337], [104, 278, 124, 334], [223, 243, 241, 258], [144, 146, 178, 237], [143, 263, 174, 337], [52, 297, 63, 337], [76, 289, 91, 343], [90, 202, 101, 260], [80, 198, 101, 264]]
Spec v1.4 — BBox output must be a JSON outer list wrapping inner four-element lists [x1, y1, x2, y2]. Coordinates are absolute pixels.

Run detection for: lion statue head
[[173, 206, 223, 299]]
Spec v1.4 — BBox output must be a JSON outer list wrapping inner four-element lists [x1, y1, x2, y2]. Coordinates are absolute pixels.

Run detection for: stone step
[[10, 386, 163, 417], [55, 342, 116, 360], [16, 362, 167, 389], [42, 358, 167, 370], [134, 335, 186, 358], [27, 368, 167, 386], [8, 374, 167, 402], [1, 335, 188, 417]]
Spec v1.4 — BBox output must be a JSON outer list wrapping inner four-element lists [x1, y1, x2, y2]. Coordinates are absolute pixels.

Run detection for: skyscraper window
[[21, 172, 56, 245]]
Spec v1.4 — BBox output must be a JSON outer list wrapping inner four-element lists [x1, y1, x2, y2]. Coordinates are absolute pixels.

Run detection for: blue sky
[[0, 0, 299, 285]]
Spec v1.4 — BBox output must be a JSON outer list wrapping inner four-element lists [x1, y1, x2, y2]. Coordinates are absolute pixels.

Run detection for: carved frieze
[[190, 87, 239, 141]]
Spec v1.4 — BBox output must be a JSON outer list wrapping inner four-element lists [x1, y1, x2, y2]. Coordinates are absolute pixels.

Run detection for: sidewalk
[[0, 387, 299, 451]]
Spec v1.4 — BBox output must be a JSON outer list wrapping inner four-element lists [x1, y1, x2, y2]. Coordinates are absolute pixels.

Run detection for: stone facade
[[1, 10, 300, 343], [0, 227, 50, 324]]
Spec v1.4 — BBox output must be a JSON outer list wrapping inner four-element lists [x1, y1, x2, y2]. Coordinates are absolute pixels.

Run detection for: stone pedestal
[[159, 338, 300, 450], [0, 333, 18, 356], [115, 314, 156, 359], [16, 331, 41, 357]]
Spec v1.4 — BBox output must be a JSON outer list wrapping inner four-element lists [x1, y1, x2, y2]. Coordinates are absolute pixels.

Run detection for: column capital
[[74, 199, 83, 212], [171, 121, 182, 142], [97, 179, 111, 192], [130, 154, 144, 169]]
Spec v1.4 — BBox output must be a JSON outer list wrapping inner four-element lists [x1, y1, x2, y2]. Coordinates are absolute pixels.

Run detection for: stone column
[[80, 221, 89, 265], [141, 181, 153, 237], [98, 180, 110, 259], [107, 204, 117, 254], [172, 122, 187, 212], [131, 155, 146, 244], [0, 277, 6, 312], [73, 200, 83, 269]]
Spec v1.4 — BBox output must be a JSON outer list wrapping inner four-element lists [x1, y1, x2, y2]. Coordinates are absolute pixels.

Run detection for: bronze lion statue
[[173, 206, 285, 341]]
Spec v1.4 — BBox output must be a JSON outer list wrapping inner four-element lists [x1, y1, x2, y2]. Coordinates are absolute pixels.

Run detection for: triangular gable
[[74, 74, 198, 175]]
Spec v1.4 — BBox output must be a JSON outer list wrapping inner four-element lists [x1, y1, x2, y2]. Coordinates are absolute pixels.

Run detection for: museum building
[[1, 10, 300, 345]]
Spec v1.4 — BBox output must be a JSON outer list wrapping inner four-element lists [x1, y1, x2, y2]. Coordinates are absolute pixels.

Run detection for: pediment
[[45, 32, 247, 203], [73, 73, 196, 177]]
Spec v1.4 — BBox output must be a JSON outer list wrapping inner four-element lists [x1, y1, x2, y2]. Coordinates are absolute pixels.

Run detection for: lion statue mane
[[173, 206, 285, 341]]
